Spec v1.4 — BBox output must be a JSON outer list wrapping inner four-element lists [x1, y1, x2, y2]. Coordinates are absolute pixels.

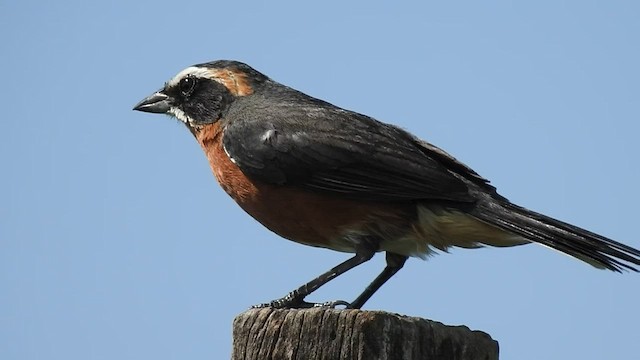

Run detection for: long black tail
[[472, 200, 640, 272]]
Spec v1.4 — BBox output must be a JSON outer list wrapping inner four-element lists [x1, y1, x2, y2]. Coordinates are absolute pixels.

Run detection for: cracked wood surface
[[232, 308, 498, 360]]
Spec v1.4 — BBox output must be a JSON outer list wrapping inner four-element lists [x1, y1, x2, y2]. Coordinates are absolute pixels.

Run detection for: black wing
[[223, 99, 487, 203]]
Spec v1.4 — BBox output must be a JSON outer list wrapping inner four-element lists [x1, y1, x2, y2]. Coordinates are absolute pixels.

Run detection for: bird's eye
[[179, 77, 197, 97]]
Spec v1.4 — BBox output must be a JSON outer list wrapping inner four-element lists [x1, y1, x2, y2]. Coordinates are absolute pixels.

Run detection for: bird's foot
[[313, 300, 351, 309], [251, 290, 310, 309], [251, 291, 351, 309]]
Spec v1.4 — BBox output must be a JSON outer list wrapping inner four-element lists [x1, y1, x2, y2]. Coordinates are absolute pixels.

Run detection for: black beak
[[133, 91, 172, 113]]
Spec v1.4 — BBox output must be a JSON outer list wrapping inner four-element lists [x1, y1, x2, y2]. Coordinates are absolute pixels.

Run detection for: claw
[[250, 302, 272, 309], [314, 300, 351, 309], [251, 291, 314, 309], [251, 294, 352, 309], [250, 299, 316, 309]]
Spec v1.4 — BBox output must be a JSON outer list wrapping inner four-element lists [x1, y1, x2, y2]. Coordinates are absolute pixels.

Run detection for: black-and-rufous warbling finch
[[134, 60, 640, 309]]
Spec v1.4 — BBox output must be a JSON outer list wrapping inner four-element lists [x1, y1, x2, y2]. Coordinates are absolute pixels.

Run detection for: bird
[[133, 60, 640, 309]]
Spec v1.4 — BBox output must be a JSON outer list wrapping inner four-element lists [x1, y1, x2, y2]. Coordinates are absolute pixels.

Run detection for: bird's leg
[[345, 252, 408, 309], [253, 241, 377, 309]]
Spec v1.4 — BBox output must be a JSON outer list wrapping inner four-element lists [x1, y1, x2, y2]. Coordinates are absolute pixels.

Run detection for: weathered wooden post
[[232, 308, 498, 360]]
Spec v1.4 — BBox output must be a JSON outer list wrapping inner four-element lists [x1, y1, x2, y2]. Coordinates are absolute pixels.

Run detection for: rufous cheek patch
[[209, 68, 254, 97]]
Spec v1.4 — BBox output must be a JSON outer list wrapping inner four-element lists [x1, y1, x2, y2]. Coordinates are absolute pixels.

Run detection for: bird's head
[[133, 60, 268, 131]]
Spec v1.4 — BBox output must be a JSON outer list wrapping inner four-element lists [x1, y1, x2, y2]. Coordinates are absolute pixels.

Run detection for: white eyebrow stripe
[[167, 66, 221, 87]]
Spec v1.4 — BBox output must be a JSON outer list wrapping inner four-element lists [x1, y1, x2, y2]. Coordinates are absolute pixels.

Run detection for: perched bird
[[133, 60, 640, 309]]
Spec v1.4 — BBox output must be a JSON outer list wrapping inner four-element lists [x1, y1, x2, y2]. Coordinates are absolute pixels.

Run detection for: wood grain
[[232, 308, 498, 360]]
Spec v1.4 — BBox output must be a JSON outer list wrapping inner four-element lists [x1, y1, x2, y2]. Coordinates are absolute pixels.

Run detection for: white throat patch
[[167, 107, 196, 125]]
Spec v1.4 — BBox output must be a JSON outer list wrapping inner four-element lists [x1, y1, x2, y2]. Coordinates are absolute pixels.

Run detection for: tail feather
[[472, 200, 640, 272]]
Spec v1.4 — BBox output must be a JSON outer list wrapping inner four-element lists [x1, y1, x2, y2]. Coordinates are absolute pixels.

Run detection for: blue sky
[[2, 1, 639, 359]]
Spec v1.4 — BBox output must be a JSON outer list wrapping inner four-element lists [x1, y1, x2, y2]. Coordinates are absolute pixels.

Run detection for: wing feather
[[222, 99, 481, 203]]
